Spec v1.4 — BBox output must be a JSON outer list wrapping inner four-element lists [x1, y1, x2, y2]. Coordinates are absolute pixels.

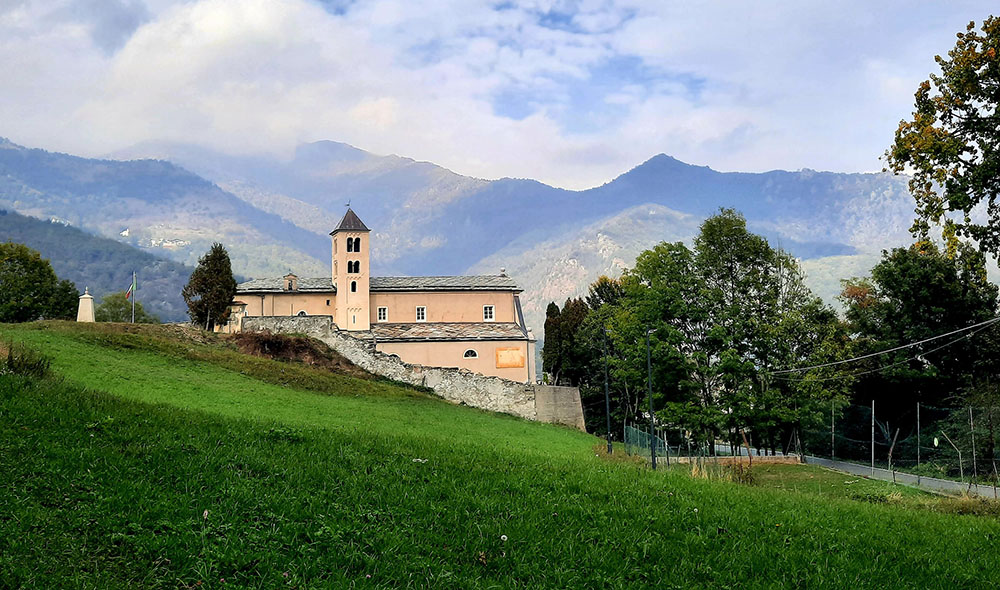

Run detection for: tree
[[182, 243, 237, 330], [541, 298, 591, 385], [0, 242, 78, 322], [885, 17, 1000, 255], [95, 291, 160, 324]]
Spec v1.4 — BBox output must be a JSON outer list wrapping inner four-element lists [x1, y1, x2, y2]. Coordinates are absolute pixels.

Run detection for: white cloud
[[0, 0, 995, 189]]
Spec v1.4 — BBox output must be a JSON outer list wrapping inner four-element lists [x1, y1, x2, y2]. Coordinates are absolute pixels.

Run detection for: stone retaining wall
[[242, 316, 585, 430]]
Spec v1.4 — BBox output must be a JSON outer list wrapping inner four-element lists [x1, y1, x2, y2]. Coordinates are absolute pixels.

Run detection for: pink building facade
[[223, 209, 537, 383]]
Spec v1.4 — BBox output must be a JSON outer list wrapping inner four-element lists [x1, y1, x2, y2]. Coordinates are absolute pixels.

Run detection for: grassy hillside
[[2, 322, 999, 588]]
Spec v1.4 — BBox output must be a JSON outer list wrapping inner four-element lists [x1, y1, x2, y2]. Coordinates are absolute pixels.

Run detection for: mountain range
[[1, 136, 923, 332]]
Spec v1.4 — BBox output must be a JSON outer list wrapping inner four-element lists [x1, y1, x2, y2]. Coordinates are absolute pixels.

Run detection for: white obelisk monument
[[76, 287, 95, 323]]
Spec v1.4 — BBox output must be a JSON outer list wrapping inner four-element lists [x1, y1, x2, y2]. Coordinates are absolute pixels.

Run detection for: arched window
[[354, 237, 361, 251], [463, 349, 478, 358], [348, 260, 360, 273], [351, 281, 357, 292], [346, 237, 355, 252], [297, 310, 307, 317]]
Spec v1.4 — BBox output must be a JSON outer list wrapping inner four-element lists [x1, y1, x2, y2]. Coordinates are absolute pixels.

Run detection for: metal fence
[[799, 401, 1000, 487]]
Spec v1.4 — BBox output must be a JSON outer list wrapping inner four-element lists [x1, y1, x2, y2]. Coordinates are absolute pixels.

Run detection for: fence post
[[970, 406, 978, 483], [831, 400, 835, 460], [871, 399, 875, 477]]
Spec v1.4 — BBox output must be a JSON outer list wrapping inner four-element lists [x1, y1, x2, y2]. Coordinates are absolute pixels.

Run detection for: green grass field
[[3, 322, 1000, 588]]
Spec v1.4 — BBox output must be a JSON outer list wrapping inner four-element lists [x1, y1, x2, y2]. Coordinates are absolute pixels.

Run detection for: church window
[[464, 349, 478, 359], [297, 310, 307, 317], [326, 299, 330, 306], [416, 306, 426, 322], [483, 305, 495, 321], [377, 307, 387, 322], [346, 237, 354, 252], [351, 281, 357, 292], [348, 260, 360, 273]]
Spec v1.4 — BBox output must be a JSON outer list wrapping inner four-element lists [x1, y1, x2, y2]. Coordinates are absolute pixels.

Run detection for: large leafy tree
[[95, 291, 160, 324], [839, 241, 999, 465], [841, 241, 998, 408], [885, 17, 1000, 255], [571, 210, 849, 449], [0, 242, 78, 322], [182, 243, 237, 330]]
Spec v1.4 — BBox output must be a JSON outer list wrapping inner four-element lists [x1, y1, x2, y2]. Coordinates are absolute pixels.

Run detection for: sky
[[0, 0, 994, 189]]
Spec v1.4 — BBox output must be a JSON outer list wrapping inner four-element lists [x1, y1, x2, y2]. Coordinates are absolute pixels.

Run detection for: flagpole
[[131, 270, 135, 324]]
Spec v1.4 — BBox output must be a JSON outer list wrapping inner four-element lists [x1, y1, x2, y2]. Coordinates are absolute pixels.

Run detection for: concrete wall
[[242, 316, 584, 430], [534, 385, 586, 430]]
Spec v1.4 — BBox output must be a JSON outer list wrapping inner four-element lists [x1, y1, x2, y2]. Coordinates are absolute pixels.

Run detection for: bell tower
[[330, 207, 371, 331]]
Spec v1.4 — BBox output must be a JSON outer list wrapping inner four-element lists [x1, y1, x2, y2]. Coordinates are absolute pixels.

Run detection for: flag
[[125, 273, 136, 300]]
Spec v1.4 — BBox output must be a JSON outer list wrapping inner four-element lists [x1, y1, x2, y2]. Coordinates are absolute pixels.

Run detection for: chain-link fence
[[799, 401, 1000, 485]]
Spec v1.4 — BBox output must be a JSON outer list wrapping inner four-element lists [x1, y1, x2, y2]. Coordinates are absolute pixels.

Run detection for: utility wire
[[771, 323, 994, 383], [770, 315, 1000, 375]]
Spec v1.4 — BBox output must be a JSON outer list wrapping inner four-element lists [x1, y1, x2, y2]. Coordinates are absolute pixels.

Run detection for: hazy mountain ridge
[[2, 137, 925, 336], [0, 209, 193, 322], [0, 138, 328, 278]]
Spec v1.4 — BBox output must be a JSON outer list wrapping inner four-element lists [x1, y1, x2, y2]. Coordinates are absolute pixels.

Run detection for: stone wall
[[241, 316, 585, 430]]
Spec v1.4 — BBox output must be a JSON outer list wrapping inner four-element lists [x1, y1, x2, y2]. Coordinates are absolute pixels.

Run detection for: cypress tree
[[182, 243, 237, 330]]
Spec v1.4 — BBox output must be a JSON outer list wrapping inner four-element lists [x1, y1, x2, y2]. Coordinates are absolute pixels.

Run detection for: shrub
[[847, 489, 903, 504], [729, 463, 756, 485], [1, 341, 50, 378]]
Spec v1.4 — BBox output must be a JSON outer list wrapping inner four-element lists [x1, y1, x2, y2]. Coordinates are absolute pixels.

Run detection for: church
[[222, 208, 537, 383]]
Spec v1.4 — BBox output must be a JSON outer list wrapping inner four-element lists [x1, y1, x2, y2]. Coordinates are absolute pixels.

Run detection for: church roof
[[330, 208, 370, 234], [236, 274, 520, 294], [370, 275, 520, 292], [236, 277, 336, 293], [372, 322, 529, 342]]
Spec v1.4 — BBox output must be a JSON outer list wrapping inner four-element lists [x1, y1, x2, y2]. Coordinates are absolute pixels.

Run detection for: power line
[[771, 323, 995, 383], [770, 316, 1000, 375]]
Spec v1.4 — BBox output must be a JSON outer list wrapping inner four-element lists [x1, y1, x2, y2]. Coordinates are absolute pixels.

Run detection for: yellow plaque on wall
[[495, 347, 525, 368]]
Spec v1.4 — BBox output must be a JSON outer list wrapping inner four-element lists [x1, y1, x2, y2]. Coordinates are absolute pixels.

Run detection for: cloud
[[0, 0, 995, 189]]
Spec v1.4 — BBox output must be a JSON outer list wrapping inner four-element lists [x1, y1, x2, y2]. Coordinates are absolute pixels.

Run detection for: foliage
[[3, 321, 1000, 587], [840, 243, 998, 405], [541, 297, 590, 385], [1, 341, 50, 378], [885, 17, 1000, 256], [182, 242, 237, 330], [0, 242, 78, 322], [567, 209, 851, 447], [95, 291, 161, 324], [0, 209, 197, 322]]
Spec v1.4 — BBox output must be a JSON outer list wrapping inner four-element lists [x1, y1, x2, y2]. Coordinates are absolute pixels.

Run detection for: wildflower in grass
[[693, 508, 698, 513], [412, 458, 428, 463], [500, 535, 507, 542], [203, 509, 209, 520], [282, 572, 289, 578]]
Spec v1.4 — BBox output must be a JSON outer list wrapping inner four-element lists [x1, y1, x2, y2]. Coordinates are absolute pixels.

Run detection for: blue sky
[[0, 0, 994, 188]]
